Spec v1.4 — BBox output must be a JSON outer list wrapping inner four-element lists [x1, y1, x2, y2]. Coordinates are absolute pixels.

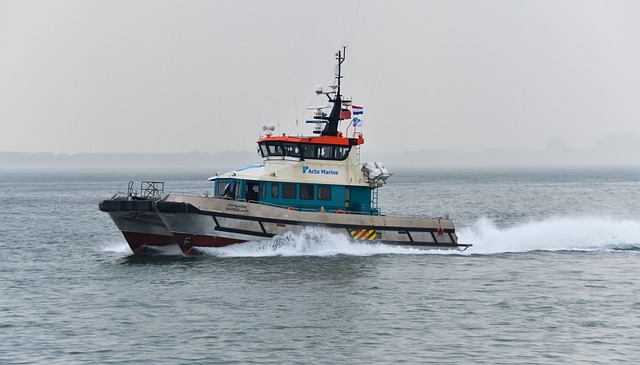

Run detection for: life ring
[[336, 210, 345, 214], [288, 207, 295, 211]]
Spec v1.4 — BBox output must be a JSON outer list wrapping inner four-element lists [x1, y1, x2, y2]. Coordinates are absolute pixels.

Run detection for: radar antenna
[[321, 46, 346, 136]]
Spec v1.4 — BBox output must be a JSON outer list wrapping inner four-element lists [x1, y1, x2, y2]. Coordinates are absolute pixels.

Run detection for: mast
[[321, 47, 346, 136]]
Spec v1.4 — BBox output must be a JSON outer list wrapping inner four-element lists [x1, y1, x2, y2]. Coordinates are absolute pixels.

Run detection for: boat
[[99, 48, 471, 255]]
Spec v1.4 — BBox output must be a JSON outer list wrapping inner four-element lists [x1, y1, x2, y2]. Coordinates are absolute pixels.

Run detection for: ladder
[[371, 187, 379, 212]]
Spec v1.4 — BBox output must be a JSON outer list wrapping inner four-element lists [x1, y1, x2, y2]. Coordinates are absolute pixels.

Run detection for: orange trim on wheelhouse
[[257, 132, 364, 146]]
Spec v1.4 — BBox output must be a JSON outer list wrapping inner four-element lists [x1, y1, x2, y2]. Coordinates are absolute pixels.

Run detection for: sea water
[[1, 168, 639, 364]]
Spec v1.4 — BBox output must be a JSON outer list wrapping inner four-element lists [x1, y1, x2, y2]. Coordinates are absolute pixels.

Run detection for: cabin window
[[261, 183, 266, 198], [246, 182, 260, 202], [318, 186, 331, 200], [282, 183, 296, 199], [221, 180, 237, 200], [271, 183, 279, 198], [345, 186, 351, 202], [300, 184, 314, 200], [215, 181, 224, 196]]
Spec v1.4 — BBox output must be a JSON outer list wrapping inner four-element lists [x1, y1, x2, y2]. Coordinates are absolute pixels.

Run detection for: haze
[[2, 0, 640, 157]]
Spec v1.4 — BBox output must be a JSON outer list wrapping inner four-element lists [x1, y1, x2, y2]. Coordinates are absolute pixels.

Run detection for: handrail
[[141, 181, 164, 198], [127, 181, 136, 199]]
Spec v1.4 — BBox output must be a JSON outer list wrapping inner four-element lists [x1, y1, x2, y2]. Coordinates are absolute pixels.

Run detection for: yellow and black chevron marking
[[350, 229, 376, 241]]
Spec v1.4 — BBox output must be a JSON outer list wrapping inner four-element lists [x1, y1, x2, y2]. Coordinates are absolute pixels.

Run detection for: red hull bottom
[[122, 231, 178, 255], [173, 234, 245, 255]]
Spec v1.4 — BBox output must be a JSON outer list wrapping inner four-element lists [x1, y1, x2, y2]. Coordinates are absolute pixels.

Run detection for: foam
[[197, 227, 433, 257], [460, 216, 640, 254], [101, 242, 132, 254]]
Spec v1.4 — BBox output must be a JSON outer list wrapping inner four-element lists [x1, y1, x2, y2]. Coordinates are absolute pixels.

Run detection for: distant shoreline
[[0, 151, 258, 170], [2, 146, 640, 170]]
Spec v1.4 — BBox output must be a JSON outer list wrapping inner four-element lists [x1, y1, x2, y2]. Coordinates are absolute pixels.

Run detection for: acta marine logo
[[302, 166, 339, 176]]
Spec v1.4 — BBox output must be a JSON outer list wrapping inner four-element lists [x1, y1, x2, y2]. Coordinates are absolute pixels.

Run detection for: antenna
[[276, 100, 280, 133], [345, 2, 361, 46], [321, 46, 347, 136], [364, 65, 381, 125], [294, 98, 299, 136]]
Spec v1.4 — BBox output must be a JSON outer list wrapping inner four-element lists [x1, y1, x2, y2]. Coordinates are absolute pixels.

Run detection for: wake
[[460, 216, 640, 254]]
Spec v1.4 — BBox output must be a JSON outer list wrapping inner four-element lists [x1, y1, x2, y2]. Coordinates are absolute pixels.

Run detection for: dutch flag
[[352, 105, 364, 115]]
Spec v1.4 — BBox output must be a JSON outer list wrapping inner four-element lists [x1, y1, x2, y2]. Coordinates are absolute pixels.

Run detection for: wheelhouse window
[[271, 183, 279, 198], [300, 184, 314, 200], [282, 183, 296, 199], [259, 142, 283, 157], [260, 141, 351, 161], [302, 145, 317, 159], [283, 142, 301, 158], [334, 146, 350, 160], [318, 145, 333, 159], [304, 144, 350, 160], [318, 185, 331, 201]]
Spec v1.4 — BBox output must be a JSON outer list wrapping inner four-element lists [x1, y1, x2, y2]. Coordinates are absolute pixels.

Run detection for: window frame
[[318, 185, 331, 201], [300, 184, 314, 200], [282, 183, 297, 199]]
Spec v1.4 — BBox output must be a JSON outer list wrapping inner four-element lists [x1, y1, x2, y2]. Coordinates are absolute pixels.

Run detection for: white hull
[[156, 194, 465, 254]]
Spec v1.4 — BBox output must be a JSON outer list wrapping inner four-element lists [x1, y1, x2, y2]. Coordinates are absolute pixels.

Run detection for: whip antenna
[[345, 2, 361, 45]]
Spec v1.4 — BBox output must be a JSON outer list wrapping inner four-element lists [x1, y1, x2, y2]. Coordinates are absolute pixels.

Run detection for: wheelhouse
[[257, 134, 363, 161]]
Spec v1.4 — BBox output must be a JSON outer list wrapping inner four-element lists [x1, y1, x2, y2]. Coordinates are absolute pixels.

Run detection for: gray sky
[[2, 0, 640, 155]]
